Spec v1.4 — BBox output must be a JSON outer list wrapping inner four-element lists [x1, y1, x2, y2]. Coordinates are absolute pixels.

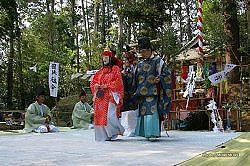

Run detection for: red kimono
[[90, 65, 124, 126]]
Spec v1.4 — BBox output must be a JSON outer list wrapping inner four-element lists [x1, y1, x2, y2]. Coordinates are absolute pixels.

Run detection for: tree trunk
[[51, 0, 55, 13], [70, 0, 79, 72], [118, 15, 124, 54], [247, 0, 250, 50], [107, 0, 109, 29], [81, 0, 88, 43], [76, 31, 80, 73], [46, 0, 50, 15], [86, 0, 92, 58], [17, 34, 25, 109], [81, 0, 89, 67], [94, 2, 100, 32], [15, 5, 25, 109], [46, 0, 55, 51], [60, 0, 63, 12], [116, 2, 124, 55], [6, 1, 18, 109], [223, 0, 240, 83], [126, 0, 132, 44], [107, 0, 111, 29], [7, 29, 14, 109], [101, 0, 106, 44]]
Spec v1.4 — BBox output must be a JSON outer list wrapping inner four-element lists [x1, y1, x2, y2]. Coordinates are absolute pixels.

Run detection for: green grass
[[178, 132, 250, 166]]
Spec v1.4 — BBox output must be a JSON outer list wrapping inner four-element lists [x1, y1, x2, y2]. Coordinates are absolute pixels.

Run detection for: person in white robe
[[90, 48, 125, 141], [121, 48, 139, 137]]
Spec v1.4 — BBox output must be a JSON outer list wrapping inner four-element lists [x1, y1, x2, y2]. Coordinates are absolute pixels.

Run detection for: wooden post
[[55, 98, 59, 126], [168, 113, 171, 130], [219, 57, 223, 108], [236, 109, 240, 131]]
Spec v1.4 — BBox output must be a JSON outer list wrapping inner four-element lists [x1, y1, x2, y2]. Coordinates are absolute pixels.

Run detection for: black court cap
[[36, 88, 46, 97], [138, 37, 151, 50], [79, 88, 87, 97]]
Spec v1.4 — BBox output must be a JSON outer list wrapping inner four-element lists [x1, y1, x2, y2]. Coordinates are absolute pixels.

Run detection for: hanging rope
[[197, 0, 203, 55]]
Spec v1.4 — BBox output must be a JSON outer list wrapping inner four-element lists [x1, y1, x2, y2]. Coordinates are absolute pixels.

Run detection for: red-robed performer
[[90, 48, 125, 141]]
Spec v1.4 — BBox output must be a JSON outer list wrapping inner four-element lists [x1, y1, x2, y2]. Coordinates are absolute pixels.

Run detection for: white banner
[[208, 71, 226, 84], [224, 64, 237, 73], [208, 64, 236, 84], [49, 62, 59, 97]]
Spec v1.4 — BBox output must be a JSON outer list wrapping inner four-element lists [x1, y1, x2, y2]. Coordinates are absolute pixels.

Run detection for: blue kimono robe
[[122, 65, 138, 112], [134, 56, 171, 138]]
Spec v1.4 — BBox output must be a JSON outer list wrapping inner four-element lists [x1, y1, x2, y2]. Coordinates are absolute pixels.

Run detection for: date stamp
[[202, 152, 239, 158]]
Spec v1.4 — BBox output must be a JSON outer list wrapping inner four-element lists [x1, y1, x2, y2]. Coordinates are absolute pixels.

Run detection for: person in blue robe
[[134, 37, 172, 140]]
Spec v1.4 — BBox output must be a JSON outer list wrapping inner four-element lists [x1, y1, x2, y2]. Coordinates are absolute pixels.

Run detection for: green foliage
[[237, 5, 248, 54], [156, 28, 181, 61], [120, 0, 171, 38], [0, 0, 249, 111], [118, 0, 180, 58], [86, 31, 102, 70], [203, 0, 227, 51], [202, 0, 249, 57], [0, 9, 9, 38]]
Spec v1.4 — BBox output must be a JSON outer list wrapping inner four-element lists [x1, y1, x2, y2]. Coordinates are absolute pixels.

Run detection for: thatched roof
[[176, 46, 212, 61], [176, 35, 212, 61]]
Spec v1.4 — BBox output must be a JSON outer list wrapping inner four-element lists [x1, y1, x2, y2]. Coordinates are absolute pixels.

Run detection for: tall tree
[[0, 0, 18, 109], [46, 0, 55, 51], [81, 0, 90, 67], [69, 0, 80, 72], [85, 0, 92, 58], [101, 0, 106, 44], [247, 0, 250, 49], [113, 0, 124, 54], [15, 6, 25, 109], [94, 0, 100, 32], [223, 0, 240, 83], [121, 0, 171, 38], [7, 8, 15, 109]]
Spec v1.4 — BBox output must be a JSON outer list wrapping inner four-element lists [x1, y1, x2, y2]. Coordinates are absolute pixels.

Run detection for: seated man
[[72, 89, 93, 129], [24, 89, 59, 133]]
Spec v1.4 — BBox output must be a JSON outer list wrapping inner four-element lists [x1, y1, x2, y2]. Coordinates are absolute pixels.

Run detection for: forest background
[[0, 0, 249, 110]]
